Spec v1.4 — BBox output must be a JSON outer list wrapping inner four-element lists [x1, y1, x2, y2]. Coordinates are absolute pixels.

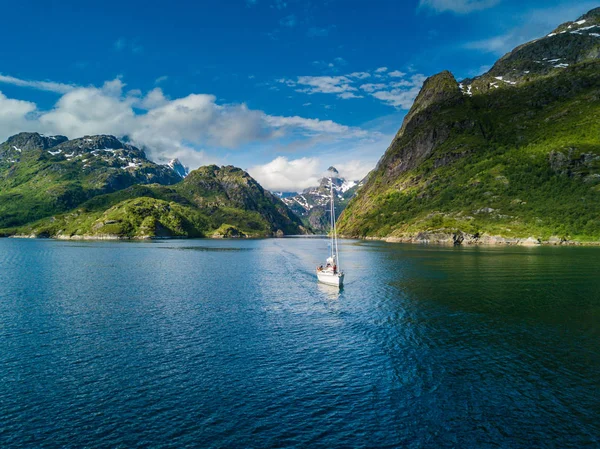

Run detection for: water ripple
[[0, 239, 598, 447]]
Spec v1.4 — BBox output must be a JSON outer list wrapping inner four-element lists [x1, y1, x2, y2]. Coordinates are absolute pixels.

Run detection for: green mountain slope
[[0, 133, 182, 227], [6, 165, 305, 239], [338, 8, 600, 245]]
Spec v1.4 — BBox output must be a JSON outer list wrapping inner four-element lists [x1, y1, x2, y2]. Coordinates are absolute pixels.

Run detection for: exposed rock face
[[167, 158, 189, 178], [374, 71, 466, 181], [371, 232, 579, 246], [549, 149, 600, 178], [6, 132, 68, 151]]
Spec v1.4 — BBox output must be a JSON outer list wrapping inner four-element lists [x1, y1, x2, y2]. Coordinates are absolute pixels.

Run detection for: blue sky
[[0, 0, 596, 190]]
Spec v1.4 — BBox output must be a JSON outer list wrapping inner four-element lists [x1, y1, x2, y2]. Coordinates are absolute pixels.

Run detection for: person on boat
[[333, 264, 337, 274]]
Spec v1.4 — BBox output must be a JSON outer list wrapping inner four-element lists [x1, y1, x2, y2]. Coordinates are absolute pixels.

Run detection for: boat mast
[[330, 177, 335, 260], [330, 177, 340, 271]]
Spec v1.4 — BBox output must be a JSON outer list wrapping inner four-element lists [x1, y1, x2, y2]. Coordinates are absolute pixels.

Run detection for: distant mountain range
[[279, 167, 363, 231], [0, 133, 305, 239], [338, 7, 600, 245]]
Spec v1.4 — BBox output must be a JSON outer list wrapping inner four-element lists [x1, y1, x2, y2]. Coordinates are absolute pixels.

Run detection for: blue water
[[0, 238, 598, 448]]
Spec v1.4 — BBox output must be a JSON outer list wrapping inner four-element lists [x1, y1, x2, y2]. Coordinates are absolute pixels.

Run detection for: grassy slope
[[338, 62, 600, 242], [5, 166, 303, 239], [0, 139, 180, 228]]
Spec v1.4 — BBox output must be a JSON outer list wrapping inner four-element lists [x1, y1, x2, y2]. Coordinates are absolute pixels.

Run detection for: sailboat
[[316, 177, 344, 288]]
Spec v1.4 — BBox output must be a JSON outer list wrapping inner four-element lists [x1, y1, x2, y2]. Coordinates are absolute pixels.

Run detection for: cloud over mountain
[[0, 74, 372, 173]]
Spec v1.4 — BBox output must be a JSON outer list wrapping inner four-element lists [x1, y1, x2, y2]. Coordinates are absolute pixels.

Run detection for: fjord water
[[0, 239, 598, 448]]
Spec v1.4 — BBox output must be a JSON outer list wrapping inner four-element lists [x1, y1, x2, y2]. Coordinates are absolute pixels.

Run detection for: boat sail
[[316, 177, 344, 288]]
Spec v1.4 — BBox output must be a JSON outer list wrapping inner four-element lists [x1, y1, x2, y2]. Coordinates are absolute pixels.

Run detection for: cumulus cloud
[[248, 156, 322, 192], [335, 160, 373, 183], [418, 0, 500, 14], [375, 67, 388, 73], [248, 156, 374, 192], [0, 74, 372, 173], [0, 91, 37, 138]]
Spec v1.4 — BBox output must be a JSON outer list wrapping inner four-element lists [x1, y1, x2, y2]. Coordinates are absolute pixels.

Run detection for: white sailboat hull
[[316, 270, 344, 287]]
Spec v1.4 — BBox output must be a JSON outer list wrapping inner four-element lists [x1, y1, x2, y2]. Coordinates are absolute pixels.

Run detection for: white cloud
[[0, 91, 37, 139], [388, 70, 406, 77], [248, 133, 391, 191], [39, 80, 135, 138], [248, 156, 322, 191], [264, 114, 364, 136], [0, 74, 371, 172], [0, 74, 76, 94], [338, 92, 363, 99], [369, 74, 427, 108], [248, 156, 377, 192], [279, 68, 427, 108], [138, 87, 169, 109], [294, 75, 357, 97], [348, 72, 371, 79], [335, 160, 373, 182], [359, 83, 387, 93], [154, 75, 168, 85], [419, 0, 500, 14]]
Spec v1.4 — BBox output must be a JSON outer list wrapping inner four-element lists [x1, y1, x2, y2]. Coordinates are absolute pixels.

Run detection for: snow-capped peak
[[168, 158, 189, 178]]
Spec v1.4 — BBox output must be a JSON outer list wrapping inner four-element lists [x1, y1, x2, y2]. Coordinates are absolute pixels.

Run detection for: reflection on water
[[316, 281, 342, 300], [0, 238, 598, 448]]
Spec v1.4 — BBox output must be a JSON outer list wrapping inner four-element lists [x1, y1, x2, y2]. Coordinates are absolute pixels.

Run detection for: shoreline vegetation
[[4, 231, 600, 246]]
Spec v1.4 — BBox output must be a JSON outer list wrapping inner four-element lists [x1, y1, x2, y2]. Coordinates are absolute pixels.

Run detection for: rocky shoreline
[[355, 231, 600, 246]]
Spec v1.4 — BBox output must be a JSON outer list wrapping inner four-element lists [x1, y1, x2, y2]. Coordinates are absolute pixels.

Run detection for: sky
[[0, 0, 596, 191]]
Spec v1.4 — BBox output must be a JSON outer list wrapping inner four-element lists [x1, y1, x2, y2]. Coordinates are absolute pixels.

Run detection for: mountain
[[167, 158, 189, 178], [6, 164, 305, 239], [338, 8, 600, 244], [0, 133, 183, 228], [281, 167, 363, 231]]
